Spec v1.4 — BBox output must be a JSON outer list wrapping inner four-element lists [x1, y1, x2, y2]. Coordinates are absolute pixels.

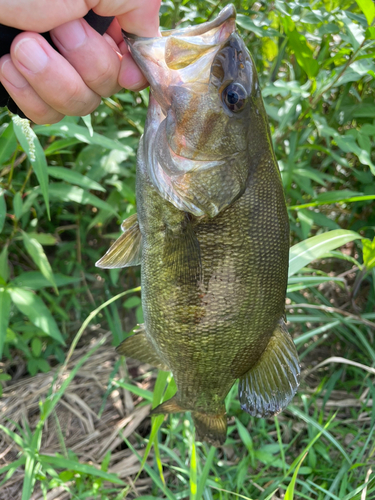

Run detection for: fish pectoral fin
[[96, 213, 142, 269], [239, 319, 300, 417], [193, 409, 227, 447], [151, 395, 184, 415], [164, 221, 202, 285], [116, 325, 169, 371]]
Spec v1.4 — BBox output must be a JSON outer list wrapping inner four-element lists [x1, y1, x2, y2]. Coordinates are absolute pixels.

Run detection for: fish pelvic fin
[[239, 319, 300, 418], [96, 213, 142, 268], [193, 409, 227, 447], [151, 395, 184, 415], [116, 325, 169, 371]]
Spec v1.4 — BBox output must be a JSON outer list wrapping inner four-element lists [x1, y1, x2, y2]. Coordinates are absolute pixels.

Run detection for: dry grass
[[0, 331, 158, 499]]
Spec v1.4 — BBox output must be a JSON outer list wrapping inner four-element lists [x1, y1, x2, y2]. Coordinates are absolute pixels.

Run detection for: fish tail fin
[[193, 409, 227, 447], [151, 395, 185, 415], [238, 318, 300, 417]]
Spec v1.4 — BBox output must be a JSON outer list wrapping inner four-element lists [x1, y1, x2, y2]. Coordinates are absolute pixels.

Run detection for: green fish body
[[97, 4, 300, 446]]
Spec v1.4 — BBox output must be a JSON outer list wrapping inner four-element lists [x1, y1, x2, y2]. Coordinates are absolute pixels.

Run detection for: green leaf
[[365, 26, 375, 39], [0, 189, 6, 233], [22, 232, 58, 293], [33, 120, 134, 156], [115, 380, 153, 401], [362, 238, 375, 270], [314, 190, 364, 203], [13, 192, 23, 220], [190, 441, 197, 500], [44, 137, 82, 156], [47, 166, 105, 192], [23, 232, 57, 245], [46, 183, 118, 216], [286, 26, 319, 78], [38, 454, 124, 484], [288, 406, 351, 463], [355, 0, 375, 26], [196, 446, 216, 500], [12, 116, 50, 219], [0, 289, 11, 358], [123, 296, 141, 309], [284, 451, 307, 500], [0, 121, 17, 164], [12, 271, 80, 290], [31, 337, 42, 357], [289, 230, 362, 276], [36, 358, 50, 372], [8, 287, 65, 345], [81, 114, 94, 137], [0, 245, 9, 283]]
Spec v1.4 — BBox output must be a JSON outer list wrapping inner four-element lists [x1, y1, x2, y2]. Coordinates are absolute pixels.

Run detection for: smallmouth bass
[[97, 4, 300, 446]]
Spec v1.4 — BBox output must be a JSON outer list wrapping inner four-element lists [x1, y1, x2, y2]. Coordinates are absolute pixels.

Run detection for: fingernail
[[14, 38, 49, 73], [126, 79, 147, 91], [0, 59, 28, 88], [52, 20, 86, 51]]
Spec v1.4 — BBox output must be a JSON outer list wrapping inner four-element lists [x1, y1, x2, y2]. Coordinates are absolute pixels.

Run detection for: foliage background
[[1, 0, 375, 499]]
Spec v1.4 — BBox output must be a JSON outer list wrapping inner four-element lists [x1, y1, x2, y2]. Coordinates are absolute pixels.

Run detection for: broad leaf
[[12, 271, 80, 290], [8, 287, 65, 345], [0, 289, 11, 357], [289, 230, 362, 276], [47, 166, 105, 192], [46, 183, 118, 216], [22, 232, 58, 293], [0, 245, 9, 283], [12, 117, 50, 219], [355, 0, 375, 26], [0, 189, 6, 233], [13, 192, 23, 220], [0, 121, 17, 164], [363, 238, 375, 270], [33, 120, 134, 156], [38, 454, 124, 485]]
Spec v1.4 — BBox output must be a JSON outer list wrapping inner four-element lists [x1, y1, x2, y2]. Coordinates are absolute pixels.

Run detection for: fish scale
[[96, 4, 300, 445]]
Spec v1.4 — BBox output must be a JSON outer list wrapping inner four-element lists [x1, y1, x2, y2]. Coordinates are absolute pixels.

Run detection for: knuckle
[[84, 62, 117, 96]]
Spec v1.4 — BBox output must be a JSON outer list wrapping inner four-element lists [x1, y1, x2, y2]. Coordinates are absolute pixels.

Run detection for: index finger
[[0, 0, 160, 36]]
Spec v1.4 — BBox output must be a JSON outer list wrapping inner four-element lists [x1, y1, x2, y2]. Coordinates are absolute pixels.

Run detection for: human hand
[[0, 0, 161, 124]]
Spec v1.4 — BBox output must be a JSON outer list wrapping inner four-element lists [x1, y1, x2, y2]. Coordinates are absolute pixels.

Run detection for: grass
[[1, 257, 375, 499]]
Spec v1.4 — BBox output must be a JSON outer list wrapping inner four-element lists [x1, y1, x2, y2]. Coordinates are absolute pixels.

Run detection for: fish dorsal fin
[[239, 320, 300, 417], [96, 214, 142, 269], [116, 324, 169, 371]]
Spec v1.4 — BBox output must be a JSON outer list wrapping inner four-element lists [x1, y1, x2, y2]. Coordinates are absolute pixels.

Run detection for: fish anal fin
[[96, 214, 142, 269], [193, 409, 227, 447], [116, 325, 169, 371], [239, 319, 300, 417], [151, 395, 184, 415]]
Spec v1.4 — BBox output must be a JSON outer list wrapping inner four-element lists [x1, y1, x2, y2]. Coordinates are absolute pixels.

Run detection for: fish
[[96, 4, 300, 446]]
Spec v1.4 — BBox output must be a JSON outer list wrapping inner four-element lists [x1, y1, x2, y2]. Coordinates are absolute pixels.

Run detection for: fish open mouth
[[122, 4, 237, 99]]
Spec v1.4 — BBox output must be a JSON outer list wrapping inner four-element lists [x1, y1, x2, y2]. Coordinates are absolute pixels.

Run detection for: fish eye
[[222, 83, 247, 112]]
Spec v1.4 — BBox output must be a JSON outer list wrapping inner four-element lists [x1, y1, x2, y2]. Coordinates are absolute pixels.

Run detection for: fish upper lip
[[122, 3, 236, 43]]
